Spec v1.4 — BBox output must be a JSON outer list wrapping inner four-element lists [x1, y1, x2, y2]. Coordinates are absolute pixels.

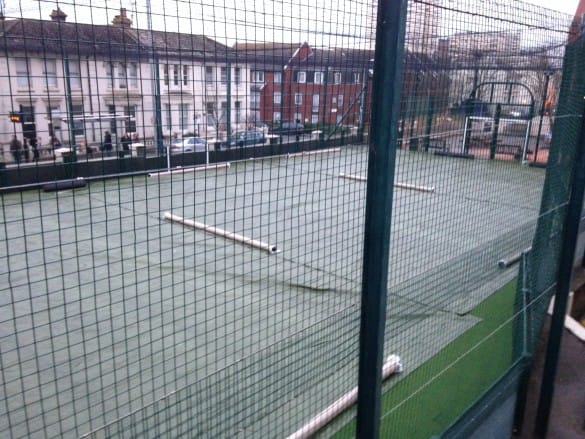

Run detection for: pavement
[[513, 268, 585, 439]]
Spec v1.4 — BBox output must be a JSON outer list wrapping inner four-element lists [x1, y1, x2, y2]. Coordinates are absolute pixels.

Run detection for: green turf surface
[[330, 280, 517, 439]]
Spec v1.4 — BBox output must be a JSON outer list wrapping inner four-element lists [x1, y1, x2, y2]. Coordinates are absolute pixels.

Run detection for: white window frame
[[297, 71, 306, 83], [220, 67, 228, 85], [273, 111, 281, 122], [69, 59, 81, 88], [15, 58, 29, 88], [294, 93, 302, 105], [314, 71, 324, 84], [234, 67, 241, 85], [129, 63, 138, 88], [274, 92, 282, 105], [338, 94, 344, 106], [353, 72, 361, 83], [334, 72, 342, 84], [294, 112, 302, 123], [274, 72, 282, 83], [179, 103, 189, 129], [173, 64, 179, 86], [106, 62, 114, 88], [43, 59, 57, 88], [311, 114, 318, 124], [252, 70, 264, 83], [183, 65, 189, 86], [205, 66, 214, 84], [118, 62, 127, 89]]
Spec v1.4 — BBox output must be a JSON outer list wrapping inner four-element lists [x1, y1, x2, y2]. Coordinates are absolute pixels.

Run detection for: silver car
[[170, 137, 207, 153]]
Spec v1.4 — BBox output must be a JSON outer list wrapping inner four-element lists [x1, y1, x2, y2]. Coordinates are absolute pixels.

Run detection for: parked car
[[228, 130, 266, 147], [170, 137, 207, 153], [269, 121, 305, 135]]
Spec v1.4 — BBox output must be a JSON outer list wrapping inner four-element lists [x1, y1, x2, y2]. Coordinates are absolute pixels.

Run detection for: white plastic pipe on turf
[[285, 355, 403, 439], [164, 212, 279, 254], [148, 162, 230, 177], [338, 173, 435, 192], [288, 148, 341, 158]]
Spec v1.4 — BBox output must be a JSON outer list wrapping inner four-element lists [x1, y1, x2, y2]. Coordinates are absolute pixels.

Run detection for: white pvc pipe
[[286, 355, 402, 439], [148, 162, 230, 177], [498, 246, 532, 269], [393, 182, 435, 193], [163, 212, 279, 254], [339, 173, 435, 192], [288, 147, 341, 158], [338, 172, 367, 182]]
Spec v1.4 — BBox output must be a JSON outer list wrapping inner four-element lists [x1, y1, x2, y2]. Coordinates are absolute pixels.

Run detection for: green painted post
[[424, 96, 435, 152], [356, 0, 406, 437], [490, 103, 501, 160], [534, 94, 585, 439]]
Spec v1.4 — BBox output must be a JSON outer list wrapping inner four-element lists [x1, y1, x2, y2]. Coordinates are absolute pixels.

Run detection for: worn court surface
[[0, 145, 545, 438]]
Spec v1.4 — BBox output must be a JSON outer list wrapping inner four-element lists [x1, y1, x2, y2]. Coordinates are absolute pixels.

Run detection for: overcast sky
[[2, 0, 579, 48]]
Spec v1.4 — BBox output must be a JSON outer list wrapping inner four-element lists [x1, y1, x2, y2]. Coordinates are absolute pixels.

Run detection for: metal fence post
[[534, 92, 585, 439], [356, 0, 406, 438]]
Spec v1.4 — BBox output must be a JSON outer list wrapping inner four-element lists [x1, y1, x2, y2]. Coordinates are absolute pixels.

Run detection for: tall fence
[[0, 1, 582, 438]]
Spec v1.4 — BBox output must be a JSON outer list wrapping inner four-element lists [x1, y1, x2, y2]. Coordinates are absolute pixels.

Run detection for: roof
[[0, 18, 144, 58]]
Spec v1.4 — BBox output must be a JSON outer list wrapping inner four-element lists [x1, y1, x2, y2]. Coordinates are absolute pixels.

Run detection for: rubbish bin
[[61, 152, 76, 178]]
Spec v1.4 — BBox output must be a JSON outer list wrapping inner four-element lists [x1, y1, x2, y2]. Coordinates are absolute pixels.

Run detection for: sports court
[[0, 145, 545, 437]]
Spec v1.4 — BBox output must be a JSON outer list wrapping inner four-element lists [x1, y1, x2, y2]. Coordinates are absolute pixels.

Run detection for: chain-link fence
[[0, 1, 582, 438]]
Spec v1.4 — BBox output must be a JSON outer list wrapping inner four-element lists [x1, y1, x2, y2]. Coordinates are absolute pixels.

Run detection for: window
[[69, 60, 81, 88], [314, 72, 324, 84], [118, 63, 127, 89], [311, 114, 318, 124], [250, 91, 260, 110], [252, 70, 264, 83], [235, 101, 241, 124], [297, 71, 306, 83], [274, 72, 282, 83], [294, 93, 302, 105], [71, 104, 84, 135], [220, 102, 228, 124], [205, 102, 216, 126], [106, 62, 114, 87], [15, 58, 29, 87], [312, 94, 319, 112], [273, 92, 281, 105], [163, 64, 169, 85], [338, 94, 344, 106], [173, 64, 179, 86], [183, 65, 189, 86], [332, 96, 337, 105], [220, 67, 228, 85], [353, 72, 361, 83], [273, 111, 281, 121], [205, 66, 214, 84], [124, 105, 137, 133], [43, 59, 57, 88], [234, 67, 241, 85], [129, 63, 138, 87], [334, 72, 342, 84], [179, 103, 189, 129], [294, 112, 302, 123], [164, 104, 172, 130], [108, 105, 117, 133]]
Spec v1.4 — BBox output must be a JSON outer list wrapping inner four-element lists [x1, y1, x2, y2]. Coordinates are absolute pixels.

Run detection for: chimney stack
[[112, 8, 132, 27], [50, 8, 67, 22]]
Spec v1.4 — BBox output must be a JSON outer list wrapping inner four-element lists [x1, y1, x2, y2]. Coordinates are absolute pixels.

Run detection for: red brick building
[[235, 42, 373, 129]]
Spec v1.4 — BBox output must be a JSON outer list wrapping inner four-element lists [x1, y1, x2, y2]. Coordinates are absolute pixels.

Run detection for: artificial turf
[[331, 280, 517, 439]]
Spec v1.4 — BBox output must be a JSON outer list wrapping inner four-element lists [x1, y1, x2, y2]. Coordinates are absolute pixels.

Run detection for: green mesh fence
[[0, 1, 580, 438]]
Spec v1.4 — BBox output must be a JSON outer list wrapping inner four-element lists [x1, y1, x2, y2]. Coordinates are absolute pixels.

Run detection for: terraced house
[[0, 7, 249, 156]]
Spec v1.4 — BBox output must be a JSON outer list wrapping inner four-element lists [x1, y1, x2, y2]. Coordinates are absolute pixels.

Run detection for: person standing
[[30, 136, 39, 162], [10, 135, 22, 164], [22, 138, 30, 163], [102, 131, 113, 156], [121, 133, 131, 152]]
